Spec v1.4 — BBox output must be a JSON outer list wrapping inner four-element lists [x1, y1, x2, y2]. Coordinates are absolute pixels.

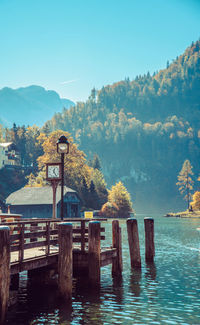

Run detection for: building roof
[[6, 186, 77, 206], [0, 142, 12, 148]]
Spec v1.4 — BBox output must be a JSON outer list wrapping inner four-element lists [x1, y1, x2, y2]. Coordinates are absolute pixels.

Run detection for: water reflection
[[129, 269, 141, 297], [73, 277, 103, 325], [145, 262, 157, 281], [6, 217, 200, 325], [58, 301, 73, 324], [112, 276, 124, 307]]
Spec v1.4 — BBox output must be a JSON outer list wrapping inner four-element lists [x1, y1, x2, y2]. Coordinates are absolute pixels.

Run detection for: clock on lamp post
[[46, 163, 61, 219]]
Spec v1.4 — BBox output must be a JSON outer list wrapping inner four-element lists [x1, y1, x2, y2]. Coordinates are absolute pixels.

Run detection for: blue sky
[[0, 0, 199, 102]]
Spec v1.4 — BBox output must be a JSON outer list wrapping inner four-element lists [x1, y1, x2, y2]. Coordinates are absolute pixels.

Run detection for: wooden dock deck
[[0, 218, 122, 324], [7, 218, 119, 274]]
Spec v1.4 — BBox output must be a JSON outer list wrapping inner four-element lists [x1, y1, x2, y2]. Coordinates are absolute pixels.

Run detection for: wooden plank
[[100, 248, 117, 261], [10, 234, 20, 241], [0, 226, 10, 324], [19, 223, 25, 264], [81, 220, 85, 252], [46, 221, 50, 256], [23, 241, 47, 250], [73, 236, 105, 243], [10, 254, 58, 274], [25, 226, 43, 231], [72, 227, 105, 233]]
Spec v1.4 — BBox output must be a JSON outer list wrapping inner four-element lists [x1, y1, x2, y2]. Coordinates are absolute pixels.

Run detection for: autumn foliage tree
[[37, 130, 91, 190], [101, 181, 133, 218], [176, 159, 194, 210], [190, 191, 200, 211], [31, 130, 108, 210]]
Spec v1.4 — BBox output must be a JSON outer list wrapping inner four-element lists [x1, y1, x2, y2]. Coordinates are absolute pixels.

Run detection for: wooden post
[[81, 220, 86, 252], [112, 220, 123, 277], [58, 222, 73, 300], [0, 226, 10, 325], [127, 218, 141, 268], [88, 221, 101, 286], [19, 223, 25, 267], [30, 221, 38, 242], [46, 221, 50, 256], [144, 218, 155, 262], [51, 180, 59, 219]]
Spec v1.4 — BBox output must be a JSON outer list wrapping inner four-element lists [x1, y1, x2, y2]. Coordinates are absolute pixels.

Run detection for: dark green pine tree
[[88, 180, 99, 210], [88, 154, 102, 171], [11, 123, 19, 146], [80, 177, 90, 208]]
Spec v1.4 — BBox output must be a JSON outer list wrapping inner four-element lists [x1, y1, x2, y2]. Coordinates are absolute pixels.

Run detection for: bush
[[100, 202, 119, 218]]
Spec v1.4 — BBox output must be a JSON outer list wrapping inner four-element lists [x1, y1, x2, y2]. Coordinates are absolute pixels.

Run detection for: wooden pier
[[0, 218, 122, 324]]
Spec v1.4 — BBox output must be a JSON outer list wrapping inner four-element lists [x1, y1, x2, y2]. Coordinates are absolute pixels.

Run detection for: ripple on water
[[6, 217, 200, 325]]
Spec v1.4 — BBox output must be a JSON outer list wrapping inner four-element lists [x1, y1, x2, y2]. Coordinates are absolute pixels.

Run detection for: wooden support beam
[[58, 223, 73, 301], [127, 218, 141, 268], [28, 265, 56, 286], [10, 274, 19, 290], [30, 222, 38, 242], [18, 223, 25, 268], [88, 221, 101, 286], [112, 220, 123, 277], [45, 221, 50, 256], [81, 220, 85, 252], [144, 218, 155, 262], [0, 226, 10, 325]]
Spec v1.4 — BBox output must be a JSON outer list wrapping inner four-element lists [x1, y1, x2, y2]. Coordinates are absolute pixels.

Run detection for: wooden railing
[[3, 218, 106, 264]]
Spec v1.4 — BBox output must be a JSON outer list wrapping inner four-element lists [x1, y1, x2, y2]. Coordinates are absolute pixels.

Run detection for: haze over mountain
[[0, 85, 74, 127], [44, 40, 200, 214]]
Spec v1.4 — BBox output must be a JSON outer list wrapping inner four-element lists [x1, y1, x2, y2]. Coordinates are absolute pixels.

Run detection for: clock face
[[47, 165, 60, 179]]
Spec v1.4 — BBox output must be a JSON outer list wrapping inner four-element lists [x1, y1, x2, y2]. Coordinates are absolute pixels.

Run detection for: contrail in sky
[[60, 79, 79, 85]]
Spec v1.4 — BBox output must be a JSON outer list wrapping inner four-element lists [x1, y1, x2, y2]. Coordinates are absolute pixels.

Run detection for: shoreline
[[164, 211, 200, 218]]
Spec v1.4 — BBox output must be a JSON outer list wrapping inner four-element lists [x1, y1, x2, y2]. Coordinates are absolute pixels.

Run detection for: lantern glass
[[57, 136, 69, 154], [58, 143, 68, 152]]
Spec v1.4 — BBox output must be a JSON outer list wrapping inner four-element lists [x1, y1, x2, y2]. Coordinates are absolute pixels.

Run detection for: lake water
[[6, 216, 200, 325]]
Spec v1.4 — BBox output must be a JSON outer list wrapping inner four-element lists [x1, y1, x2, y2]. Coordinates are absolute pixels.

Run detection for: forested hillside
[[44, 40, 200, 213]]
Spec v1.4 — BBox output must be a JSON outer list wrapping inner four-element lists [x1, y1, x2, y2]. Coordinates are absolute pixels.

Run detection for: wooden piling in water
[[112, 220, 123, 277], [0, 226, 10, 325], [58, 223, 73, 301], [88, 221, 101, 286], [144, 218, 155, 262], [127, 218, 141, 268]]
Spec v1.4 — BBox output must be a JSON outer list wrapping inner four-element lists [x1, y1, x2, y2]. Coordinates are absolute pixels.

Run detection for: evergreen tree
[[89, 154, 101, 170], [91, 169, 108, 207], [80, 177, 90, 208], [176, 160, 194, 210], [88, 180, 99, 209]]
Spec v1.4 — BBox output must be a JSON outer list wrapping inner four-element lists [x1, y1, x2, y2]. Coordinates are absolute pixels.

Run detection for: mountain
[[0, 85, 74, 127], [43, 40, 200, 214]]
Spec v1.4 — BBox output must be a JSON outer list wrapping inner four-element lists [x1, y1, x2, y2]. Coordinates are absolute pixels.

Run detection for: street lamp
[[57, 135, 70, 220]]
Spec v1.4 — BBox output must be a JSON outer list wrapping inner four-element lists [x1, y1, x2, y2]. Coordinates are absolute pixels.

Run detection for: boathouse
[[6, 186, 81, 218]]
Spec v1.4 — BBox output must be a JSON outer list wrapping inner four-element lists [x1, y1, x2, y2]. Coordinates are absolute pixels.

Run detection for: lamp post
[[57, 135, 70, 220]]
